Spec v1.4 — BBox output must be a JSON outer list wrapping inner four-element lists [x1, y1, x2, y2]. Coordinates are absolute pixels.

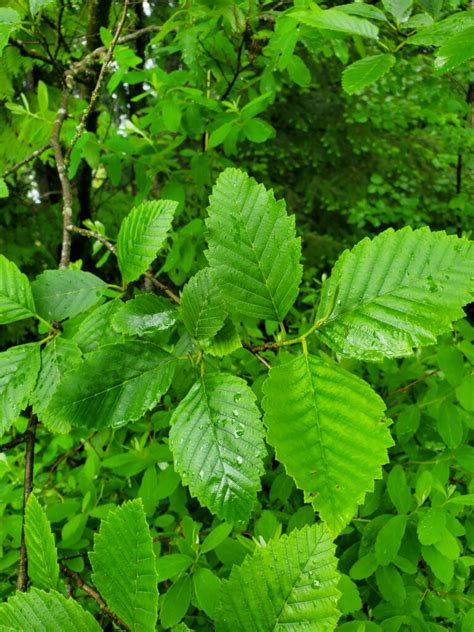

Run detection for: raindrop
[[312, 579, 321, 587], [232, 409, 239, 417], [234, 428, 244, 438], [236, 456, 243, 465], [233, 392, 241, 403]]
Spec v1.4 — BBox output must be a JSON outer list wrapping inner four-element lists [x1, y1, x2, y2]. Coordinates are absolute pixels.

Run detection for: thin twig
[[60, 565, 130, 630], [2, 144, 50, 178], [9, 38, 52, 64], [0, 433, 27, 453], [17, 415, 38, 592], [51, 82, 74, 268], [144, 271, 180, 304], [67, 225, 117, 255], [66, 0, 131, 161], [220, 30, 247, 102]]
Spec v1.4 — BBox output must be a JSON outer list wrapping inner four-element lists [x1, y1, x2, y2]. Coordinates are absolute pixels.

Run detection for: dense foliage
[[0, 1, 473, 630]]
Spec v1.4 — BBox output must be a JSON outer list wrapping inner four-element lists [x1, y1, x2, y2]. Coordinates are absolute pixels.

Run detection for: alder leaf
[[206, 168, 302, 322], [90, 500, 158, 632], [262, 353, 393, 534], [180, 268, 227, 340], [31, 269, 107, 322], [71, 300, 123, 352], [0, 343, 40, 437], [291, 8, 379, 38], [434, 26, 474, 73], [43, 341, 175, 432], [316, 227, 474, 361], [169, 373, 266, 526], [31, 337, 83, 429], [216, 524, 341, 630], [342, 54, 395, 95], [117, 200, 177, 284], [112, 293, 176, 336], [25, 493, 59, 590], [0, 255, 36, 325], [0, 588, 101, 631]]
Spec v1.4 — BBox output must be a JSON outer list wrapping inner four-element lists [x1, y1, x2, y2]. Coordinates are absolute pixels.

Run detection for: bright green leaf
[[342, 54, 395, 95], [215, 524, 341, 630], [0, 8, 21, 55], [375, 515, 407, 565], [193, 568, 222, 618], [170, 373, 266, 526], [316, 227, 474, 361], [262, 353, 392, 534], [206, 168, 302, 321], [90, 500, 158, 632], [0, 343, 40, 437], [160, 576, 192, 629], [291, 8, 379, 39], [0, 255, 36, 325], [418, 508, 446, 545], [434, 26, 474, 73], [117, 200, 177, 284], [25, 493, 59, 590], [156, 554, 193, 582], [180, 268, 227, 340], [112, 293, 176, 336]]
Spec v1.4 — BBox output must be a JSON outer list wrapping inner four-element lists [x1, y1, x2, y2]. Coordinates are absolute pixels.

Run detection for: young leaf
[[206, 168, 302, 322], [160, 576, 192, 629], [43, 341, 175, 432], [342, 54, 395, 95], [0, 255, 36, 325], [112, 293, 176, 336], [117, 200, 177, 284], [31, 337, 82, 426], [31, 269, 107, 322], [316, 227, 474, 361], [169, 373, 266, 526], [0, 588, 101, 631], [0, 177, 8, 198], [202, 318, 242, 357], [90, 500, 158, 632], [262, 353, 393, 534], [215, 524, 341, 630], [374, 515, 407, 565], [0, 8, 21, 55], [180, 268, 227, 340], [0, 343, 40, 437], [25, 493, 59, 590]]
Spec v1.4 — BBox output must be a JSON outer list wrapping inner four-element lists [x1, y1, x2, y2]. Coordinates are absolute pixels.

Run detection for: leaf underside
[[170, 373, 266, 526], [316, 226, 474, 361], [216, 524, 341, 631], [262, 353, 393, 534], [206, 168, 302, 322]]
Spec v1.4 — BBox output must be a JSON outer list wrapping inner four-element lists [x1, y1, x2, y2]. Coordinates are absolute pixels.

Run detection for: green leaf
[[31, 269, 107, 322], [215, 524, 341, 630], [170, 373, 266, 526], [0, 177, 8, 198], [43, 341, 175, 432], [201, 522, 232, 554], [437, 401, 463, 448], [202, 317, 242, 357], [206, 168, 302, 321], [262, 353, 392, 534], [387, 465, 412, 514], [375, 515, 407, 565], [418, 508, 446, 545], [71, 300, 122, 352], [117, 200, 177, 284], [0, 8, 21, 55], [156, 554, 193, 582], [0, 255, 36, 325], [434, 26, 474, 73], [422, 545, 453, 584], [0, 588, 101, 630], [0, 343, 40, 437], [30, 0, 56, 17], [112, 293, 176, 336], [193, 568, 222, 618], [180, 268, 227, 340], [25, 493, 59, 590], [350, 553, 378, 580], [337, 574, 362, 615], [31, 338, 82, 427], [160, 576, 192, 629], [337, 4, 387, 21], [242, 118, 275, 142], [342, 54, 395, 95], [316, 227, 474, 361], [407, 12, 474, 46], [375, 565, 406, 603], [90, 500, 158, 632], [291, 8, 379, 39], [382, 0, 412, 23], [456, 374, 474, 411]]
